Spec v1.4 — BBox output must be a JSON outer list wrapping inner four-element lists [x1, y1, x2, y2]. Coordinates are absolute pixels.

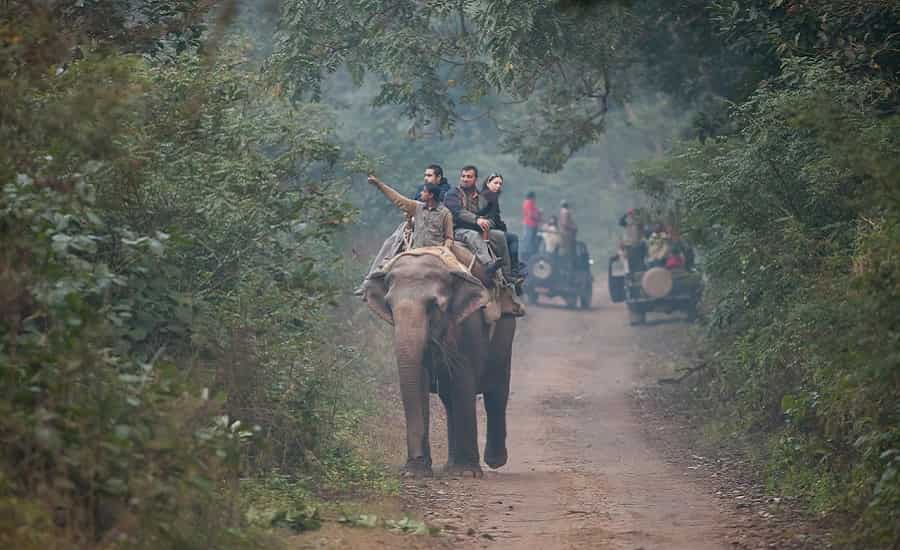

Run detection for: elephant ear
[[449, 271, 489, 325], [364, 272, 393, 325]]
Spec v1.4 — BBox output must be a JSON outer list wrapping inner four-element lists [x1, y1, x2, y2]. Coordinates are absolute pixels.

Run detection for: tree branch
[[458, 0, 468, 34], [658, 363, 709, 384]]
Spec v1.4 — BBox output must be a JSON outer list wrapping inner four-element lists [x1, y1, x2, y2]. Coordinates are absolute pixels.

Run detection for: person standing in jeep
[[558, 200, 578, 277], [521, 191, 541, 261]]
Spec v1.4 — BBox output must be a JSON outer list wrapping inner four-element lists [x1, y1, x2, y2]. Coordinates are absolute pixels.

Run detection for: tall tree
[[273, 0, 638, 171]]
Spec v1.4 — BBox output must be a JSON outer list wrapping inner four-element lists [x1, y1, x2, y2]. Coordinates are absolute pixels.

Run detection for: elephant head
[[364, 253, 488, 331]]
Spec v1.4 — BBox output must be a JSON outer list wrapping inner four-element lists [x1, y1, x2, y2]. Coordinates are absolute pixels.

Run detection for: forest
[[1, 0, 898, 548]]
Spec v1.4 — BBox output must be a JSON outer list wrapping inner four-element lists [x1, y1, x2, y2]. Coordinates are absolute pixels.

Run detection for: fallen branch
[[658, 363, 708, 385]]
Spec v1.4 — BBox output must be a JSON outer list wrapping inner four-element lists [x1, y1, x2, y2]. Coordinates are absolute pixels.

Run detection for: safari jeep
[[524, 237, 593, 309], [607, 251, 701, 325]]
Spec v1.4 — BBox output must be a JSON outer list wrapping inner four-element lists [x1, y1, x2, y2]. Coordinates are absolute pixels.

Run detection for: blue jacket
[[411, 180, 450, 202]]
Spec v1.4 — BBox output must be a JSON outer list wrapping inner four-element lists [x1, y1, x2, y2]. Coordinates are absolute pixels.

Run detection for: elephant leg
[[399, 362, 433, 477], [445, 371, 482, 478], [483, 388, 509, 469], [443, 322, 484, 478], [484, 318, 515, 469], [394, 320, 433, 477], [437, 373, 456, 468], [421, 358, 432, 470]]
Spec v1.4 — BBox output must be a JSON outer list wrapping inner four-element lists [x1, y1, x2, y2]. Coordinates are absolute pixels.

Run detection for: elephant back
[[375, 246, 481, 286]]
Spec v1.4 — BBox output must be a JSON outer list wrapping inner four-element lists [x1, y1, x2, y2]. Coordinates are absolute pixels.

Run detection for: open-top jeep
[[607, 246, 701, 325], [524, 235, 593, 309]]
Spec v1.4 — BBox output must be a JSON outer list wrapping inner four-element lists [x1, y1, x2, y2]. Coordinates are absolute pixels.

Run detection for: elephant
[[364, 245, 516, 478]]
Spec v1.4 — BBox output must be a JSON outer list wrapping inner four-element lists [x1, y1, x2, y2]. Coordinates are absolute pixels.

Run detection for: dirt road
[[395, 285, 727, 549], [289, 285, 768, 549]]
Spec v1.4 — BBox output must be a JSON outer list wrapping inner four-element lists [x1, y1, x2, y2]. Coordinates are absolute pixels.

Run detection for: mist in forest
[[326, 79, 688, 257], [4, 1, 898, 547], [229, 1, 695, 258]]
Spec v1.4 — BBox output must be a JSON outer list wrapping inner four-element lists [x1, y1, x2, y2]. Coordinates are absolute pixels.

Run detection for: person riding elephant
[[364, 247, 516, 477], [411, 164, 450, 202], [366, 174, 453, 248], [356, 165, 449, 295], [476, 173, 523, 285], [444, 165, 512, 284]]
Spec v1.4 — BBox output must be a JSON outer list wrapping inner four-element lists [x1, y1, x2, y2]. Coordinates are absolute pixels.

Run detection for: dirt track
[[397, 283, 728, 549], [290, 283, 798, 549]]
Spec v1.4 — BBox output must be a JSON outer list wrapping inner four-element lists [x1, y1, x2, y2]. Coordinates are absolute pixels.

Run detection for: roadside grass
[[235, 296, 436, 543], [638, 341, 855, 547]]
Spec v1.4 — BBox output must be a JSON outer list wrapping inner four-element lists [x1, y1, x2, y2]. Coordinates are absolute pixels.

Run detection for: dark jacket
[[444, 185, 486, 232], [476, 190, 507, 232]]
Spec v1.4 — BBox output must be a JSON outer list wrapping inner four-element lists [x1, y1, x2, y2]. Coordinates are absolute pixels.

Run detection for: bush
[[0, 6, 382, 547], [635, 58, 900, 546]]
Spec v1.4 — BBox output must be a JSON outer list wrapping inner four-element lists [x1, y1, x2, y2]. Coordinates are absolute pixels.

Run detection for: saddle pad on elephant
[[377, 246, 474, 278]]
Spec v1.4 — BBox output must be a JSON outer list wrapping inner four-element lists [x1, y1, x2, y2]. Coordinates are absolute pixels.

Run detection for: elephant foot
[[443, 462, 483, 479], [484, 440, 508, 469], [401, 458, 433, 479], [484, 449, 508, 470]]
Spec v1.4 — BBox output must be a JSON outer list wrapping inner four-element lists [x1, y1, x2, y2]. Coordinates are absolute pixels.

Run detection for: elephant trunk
[[391, 300, 431, 464], [393, 300, 429, 365]]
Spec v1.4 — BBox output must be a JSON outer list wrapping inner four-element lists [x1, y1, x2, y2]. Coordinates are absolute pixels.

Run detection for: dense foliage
[[282, 0, 900, 545], [4, 0, 899, 548], [633, 2, 900, 546], [1, 2, 386, 548], [275, 0, 639, 172]]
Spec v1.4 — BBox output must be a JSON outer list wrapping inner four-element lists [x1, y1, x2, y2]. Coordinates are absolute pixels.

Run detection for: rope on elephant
[[429, 334, 466, 381]]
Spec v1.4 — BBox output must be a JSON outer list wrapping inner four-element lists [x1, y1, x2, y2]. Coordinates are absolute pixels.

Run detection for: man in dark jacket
[[412, 164, 450, 202], [444, 165, 511, 282]]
